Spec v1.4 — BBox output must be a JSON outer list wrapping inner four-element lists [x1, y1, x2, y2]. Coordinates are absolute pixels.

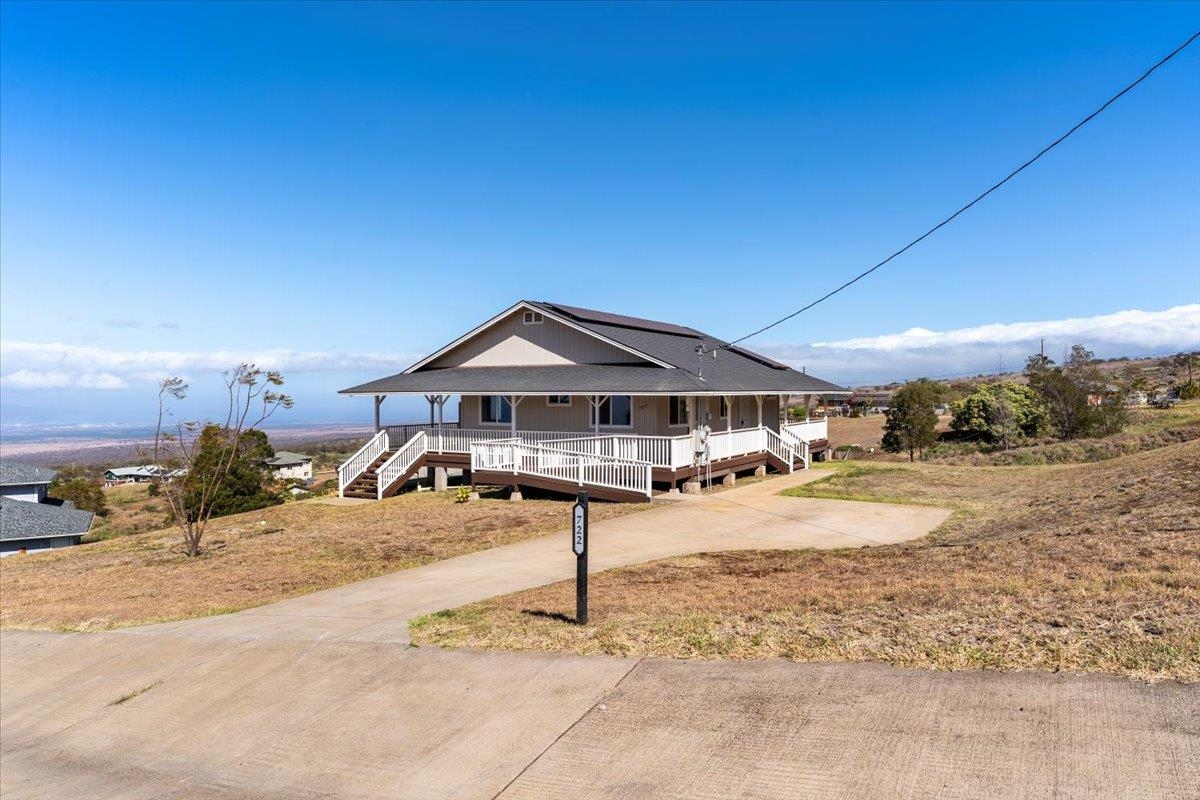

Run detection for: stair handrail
[[375, 431, 428, 500], [763, 427, 796, 474], [779, 426, 811, 468], [338, 429, 389, 497]]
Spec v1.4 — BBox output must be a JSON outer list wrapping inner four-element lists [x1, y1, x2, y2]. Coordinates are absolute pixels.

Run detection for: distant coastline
[[0, 421, 375, 467]]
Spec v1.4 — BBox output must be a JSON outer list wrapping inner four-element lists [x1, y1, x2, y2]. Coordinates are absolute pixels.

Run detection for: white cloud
[[2, 370, 75, 389], [77, 372, 130, 390], [2, 369, 131, 391], [759, 305, 1200, 386], [0, 341, 419, 391]]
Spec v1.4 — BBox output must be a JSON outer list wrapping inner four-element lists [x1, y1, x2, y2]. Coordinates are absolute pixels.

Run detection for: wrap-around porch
[[339, 393, 831, 502]]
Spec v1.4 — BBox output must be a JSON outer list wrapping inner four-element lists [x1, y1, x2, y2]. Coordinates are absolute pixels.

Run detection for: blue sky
[[1, 1, 1198, 427]]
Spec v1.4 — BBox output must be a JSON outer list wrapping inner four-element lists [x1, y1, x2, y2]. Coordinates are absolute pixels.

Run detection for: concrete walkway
[[133, 472, 951, 644], [3, 631, 1196, 800]]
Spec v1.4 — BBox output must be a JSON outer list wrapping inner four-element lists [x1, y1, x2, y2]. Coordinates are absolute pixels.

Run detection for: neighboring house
[[0, 460, 94, 556], [337, 301, 848, 501], [102, 465, 182, 486], [264, 451, 313, 482]]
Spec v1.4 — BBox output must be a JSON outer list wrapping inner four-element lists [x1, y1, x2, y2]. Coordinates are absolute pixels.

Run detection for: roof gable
[[409, 302, 673, 372]]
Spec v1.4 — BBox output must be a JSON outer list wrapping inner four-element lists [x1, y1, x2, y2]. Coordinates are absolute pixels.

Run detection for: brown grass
[[411, 440, 1200, 682], [87, 483, 169, 541], [0, 491, 648, 631]]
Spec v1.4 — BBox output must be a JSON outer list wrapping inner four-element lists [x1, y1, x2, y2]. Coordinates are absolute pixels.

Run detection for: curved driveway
[[133, 472, 951, 644]]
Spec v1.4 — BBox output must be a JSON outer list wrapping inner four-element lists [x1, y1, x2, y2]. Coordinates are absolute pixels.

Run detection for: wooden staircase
[[341, 450, 396, 499]]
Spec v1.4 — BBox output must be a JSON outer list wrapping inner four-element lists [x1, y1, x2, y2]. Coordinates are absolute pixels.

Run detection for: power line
[[726, 30, 1200, 348]]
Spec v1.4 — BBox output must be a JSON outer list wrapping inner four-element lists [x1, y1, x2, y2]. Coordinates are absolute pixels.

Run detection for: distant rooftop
[[264, 451, 311, 467], [0, 461, 58, 487]]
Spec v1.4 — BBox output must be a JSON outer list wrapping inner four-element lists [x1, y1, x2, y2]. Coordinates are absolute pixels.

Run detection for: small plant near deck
[[455, 486, 471, 503]]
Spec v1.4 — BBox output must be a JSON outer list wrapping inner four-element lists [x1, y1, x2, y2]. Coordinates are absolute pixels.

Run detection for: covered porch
[[339, 392, 830, 502]]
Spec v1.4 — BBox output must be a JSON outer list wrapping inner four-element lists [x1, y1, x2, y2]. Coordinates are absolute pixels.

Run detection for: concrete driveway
[[133, 472, 951, 644], [3, 477, 1196, 799], [3, 631, 1196, 800]]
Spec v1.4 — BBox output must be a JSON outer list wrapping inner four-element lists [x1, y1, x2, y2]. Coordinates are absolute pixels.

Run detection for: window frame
[[589, 395, 633, 428], [546, 395, 572, 407], [668, 396, 689, 428], [479, 395, 513, 426], [522, 310, 544, 325]]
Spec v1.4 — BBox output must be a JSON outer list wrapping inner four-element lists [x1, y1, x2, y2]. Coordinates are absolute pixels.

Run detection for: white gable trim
[[403, 301, 675, 374]]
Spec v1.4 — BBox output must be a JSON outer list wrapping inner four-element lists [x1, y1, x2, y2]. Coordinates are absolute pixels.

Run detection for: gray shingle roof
[[342, 302, 848, 396], [0, 461, 58, 486], [0, 497, 94, 541], [264, 451, 311, 467]]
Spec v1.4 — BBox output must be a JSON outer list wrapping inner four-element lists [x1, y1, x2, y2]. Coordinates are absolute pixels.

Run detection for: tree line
[[880, 346, 1194, 461]]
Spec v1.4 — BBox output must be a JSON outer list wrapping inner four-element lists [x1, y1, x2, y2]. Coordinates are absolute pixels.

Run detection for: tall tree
[[151, 364, 292, 557], [881, 378, 941, 462]]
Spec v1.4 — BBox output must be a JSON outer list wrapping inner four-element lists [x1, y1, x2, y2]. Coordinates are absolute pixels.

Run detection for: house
[[337, 301, 849, 501], [0, 461, 94, 556], [102, 465, 183, 487], [264, 451, 313, 482]]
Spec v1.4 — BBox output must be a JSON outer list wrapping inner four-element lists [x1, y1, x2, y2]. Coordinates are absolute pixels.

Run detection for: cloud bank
[[2, 306, 1197, 392], [0, 342, 418, 390], [758, 304, 1199, 385]]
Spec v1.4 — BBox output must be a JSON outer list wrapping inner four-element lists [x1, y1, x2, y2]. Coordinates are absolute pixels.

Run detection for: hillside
[[413, 437, 1200, 683]]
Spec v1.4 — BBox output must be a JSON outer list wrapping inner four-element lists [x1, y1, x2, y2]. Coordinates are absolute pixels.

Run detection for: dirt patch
[[411, 441, 1200, 682], [0, 491, 648, 631]]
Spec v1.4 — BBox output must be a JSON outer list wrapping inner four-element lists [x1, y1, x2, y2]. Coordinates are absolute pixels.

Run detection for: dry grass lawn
[[412, 440, 1200, 683], [87, 483, 171, 541], [1, 490, 648, 631]]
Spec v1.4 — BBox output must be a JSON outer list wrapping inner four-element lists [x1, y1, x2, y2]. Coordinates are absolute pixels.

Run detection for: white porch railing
[[779, 426, 812, 469], [338, 429, 388, 497], [705, 427, 767, 463], [783, 417, 828, 443], [548, 434, 692, 470], [471, 440, 652, 498], [375, 431, 428, 500], [763, 428, 796, 473]]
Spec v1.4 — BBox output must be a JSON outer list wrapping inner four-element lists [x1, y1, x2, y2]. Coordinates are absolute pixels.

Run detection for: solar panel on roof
[[541, 302, 704, 338], [726, 344, 791, 370]]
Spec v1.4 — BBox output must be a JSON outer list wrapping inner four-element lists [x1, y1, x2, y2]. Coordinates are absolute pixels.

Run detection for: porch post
[[373, 395, 384, 432], [508, 395, 523, 434], [724, 395, 733, 433], [589, 395, 601, 435], [755, 394, 764, 428]]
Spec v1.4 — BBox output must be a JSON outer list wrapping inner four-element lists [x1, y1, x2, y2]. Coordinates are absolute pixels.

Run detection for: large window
[[480, 395, 512, 425], [668, 396, 689, 427], [590, 395, 632, 427]]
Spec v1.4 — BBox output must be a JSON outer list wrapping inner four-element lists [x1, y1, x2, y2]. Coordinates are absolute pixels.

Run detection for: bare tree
[[150, 364, 293, 557]]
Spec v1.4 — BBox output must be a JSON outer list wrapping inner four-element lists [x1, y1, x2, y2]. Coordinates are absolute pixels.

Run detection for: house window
[[718, 397, 729, 419], [668, 396, 689, 427], [523, 310, 544, 325], [546, 395, 571, 407], [590, 395, 632, 427], [480, 395, 512, 424]]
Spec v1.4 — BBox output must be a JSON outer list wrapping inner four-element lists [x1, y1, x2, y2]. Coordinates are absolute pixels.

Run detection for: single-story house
[[102, 465, 183, 487], [0, 460, 94, 556], [337, 301, 849, 501], [264, 451, 313, 482]]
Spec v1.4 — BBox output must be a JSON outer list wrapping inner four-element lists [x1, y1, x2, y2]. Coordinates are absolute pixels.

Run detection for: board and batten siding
[[425, 309, 646, 369], [459, 394, 779, 436]]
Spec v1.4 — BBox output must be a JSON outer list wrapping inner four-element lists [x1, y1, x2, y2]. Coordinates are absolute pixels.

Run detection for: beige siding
[[426, 310, 645, 369], [456, 393, 785, 436]]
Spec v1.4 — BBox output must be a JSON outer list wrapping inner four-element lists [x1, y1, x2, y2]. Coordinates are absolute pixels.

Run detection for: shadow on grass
[[520, 608, 576, 624]]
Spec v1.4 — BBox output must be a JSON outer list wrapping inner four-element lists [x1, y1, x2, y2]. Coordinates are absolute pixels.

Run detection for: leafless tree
[[150, 364, 292, 557]]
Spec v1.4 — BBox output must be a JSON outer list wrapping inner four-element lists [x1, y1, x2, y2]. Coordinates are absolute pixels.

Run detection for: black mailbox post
[[572, 492, 588, 624]]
